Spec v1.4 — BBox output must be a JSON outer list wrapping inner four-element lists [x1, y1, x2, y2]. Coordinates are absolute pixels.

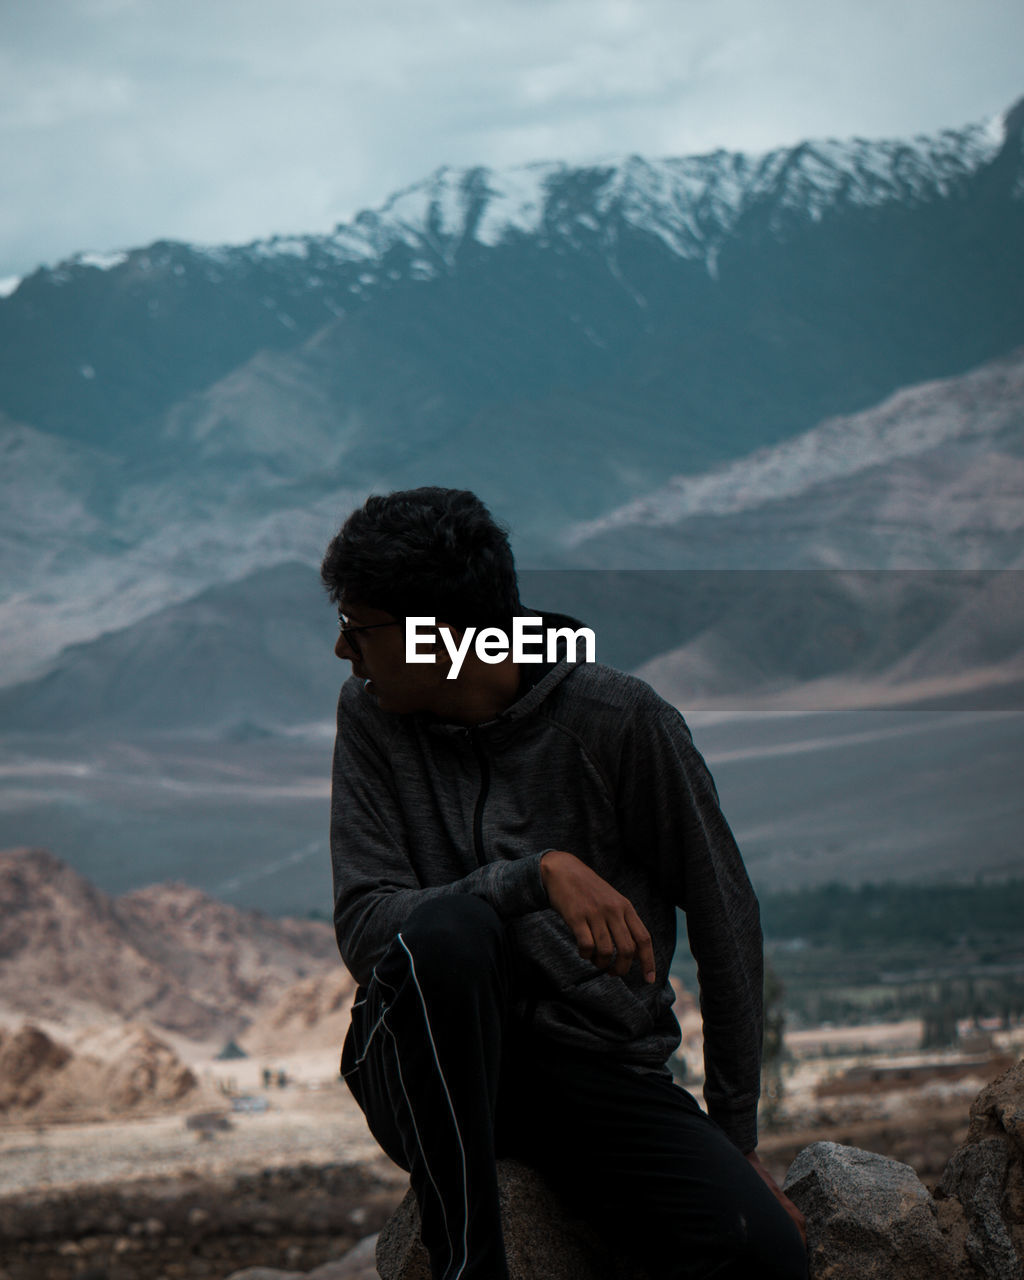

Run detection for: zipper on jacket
[[469, 730, 491, 868]]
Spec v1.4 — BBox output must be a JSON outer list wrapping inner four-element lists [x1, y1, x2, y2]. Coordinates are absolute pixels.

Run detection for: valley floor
[[0, 1048, 381, 1196], [2, 700, 1022, 915]]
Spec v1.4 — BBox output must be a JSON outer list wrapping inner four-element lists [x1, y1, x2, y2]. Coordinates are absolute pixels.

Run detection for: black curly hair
[[320, 487, 521, 630]]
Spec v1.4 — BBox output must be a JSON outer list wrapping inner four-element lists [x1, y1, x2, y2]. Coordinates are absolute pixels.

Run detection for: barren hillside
[[0, 848, 341, 1039]]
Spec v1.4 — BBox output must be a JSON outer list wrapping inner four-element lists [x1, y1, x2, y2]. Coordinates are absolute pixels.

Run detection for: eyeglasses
[[337, 611, 403, 658]]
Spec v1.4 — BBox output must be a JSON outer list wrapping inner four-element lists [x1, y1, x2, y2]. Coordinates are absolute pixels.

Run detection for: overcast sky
[[1, 0, 1022, 281]]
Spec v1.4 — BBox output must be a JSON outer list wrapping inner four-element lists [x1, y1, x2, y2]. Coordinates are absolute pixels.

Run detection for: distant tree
[[920, 980, 960, 1050], [760, 961, 786, 1131]]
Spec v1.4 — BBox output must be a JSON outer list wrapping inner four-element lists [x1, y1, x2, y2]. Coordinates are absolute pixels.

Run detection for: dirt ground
[[1, 1028, 1013, 1194], [0, 1046, 402, 1280], [0, 1046, 383, 1196]]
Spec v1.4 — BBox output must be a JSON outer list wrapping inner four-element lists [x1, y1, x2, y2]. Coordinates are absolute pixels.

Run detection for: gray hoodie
[[329, 644, 764, 1152]]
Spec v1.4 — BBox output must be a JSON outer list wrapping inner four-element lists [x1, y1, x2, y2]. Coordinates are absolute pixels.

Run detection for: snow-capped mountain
[[21, 105, 1013, 290], [297, 110, 1014, 276], [1, 98, 1023, 693], [1, 97, 1021, 453], [2, 104, 1023, 905]]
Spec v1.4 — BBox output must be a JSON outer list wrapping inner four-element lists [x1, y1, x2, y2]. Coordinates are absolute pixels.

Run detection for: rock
[[942, 1140, 1021, 1279], [222, 1270, 304, 1280], [309, 1234, 380, 1277], [375, 1158, 648, 1279], [939, 1058, 1024, 1280], [0, 1019, 200, 1121], [74, 1022, 198, 1109], [222, 1235, 380, 1280], [783, 1140, 960, 1279], [963, 1057, 1024, 1153], [229, 1063, 1024, 1279], [0, 1025, 72, 1109]]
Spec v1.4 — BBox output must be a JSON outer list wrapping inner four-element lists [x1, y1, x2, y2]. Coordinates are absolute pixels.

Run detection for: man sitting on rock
[[321, 486, 808, 1280]]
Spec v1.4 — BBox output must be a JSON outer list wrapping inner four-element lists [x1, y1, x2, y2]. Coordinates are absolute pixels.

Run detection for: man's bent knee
[[377, 894, 508, 996]]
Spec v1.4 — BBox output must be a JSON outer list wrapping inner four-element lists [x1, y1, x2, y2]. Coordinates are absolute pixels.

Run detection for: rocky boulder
[[785, 1057, 1024, 1279], [938, 1057, 1024, 1280], [0, 1024, 72, 1110], [375, 1158, 648, 1279], [783, 1142, 962, 1279]]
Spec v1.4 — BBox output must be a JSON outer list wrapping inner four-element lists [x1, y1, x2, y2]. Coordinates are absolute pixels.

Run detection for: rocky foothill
[[243, 971, 359, 1059], [0, 846, 359, 1130], [0, 1022, 198, 1122], [0, 848, 342, 1042]]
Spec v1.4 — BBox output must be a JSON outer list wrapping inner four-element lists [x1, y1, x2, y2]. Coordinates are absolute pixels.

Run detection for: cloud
[[0, 0, 1021, 278]]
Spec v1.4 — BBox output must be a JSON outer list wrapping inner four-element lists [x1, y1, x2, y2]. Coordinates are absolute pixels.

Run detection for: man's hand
[[744, 1151, 807, 1245], [540, 849, 656, 983]]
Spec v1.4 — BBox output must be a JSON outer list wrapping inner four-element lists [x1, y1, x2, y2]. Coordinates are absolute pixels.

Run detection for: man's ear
[[434, 621, 463, 666]]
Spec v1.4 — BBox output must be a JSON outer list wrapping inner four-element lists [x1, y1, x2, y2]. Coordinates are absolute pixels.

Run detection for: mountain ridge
[[1, 97, 1022, 453], [9, 100, 1019, 295], [567, 346, 1024, 563], [1, 99, 1022, 700]]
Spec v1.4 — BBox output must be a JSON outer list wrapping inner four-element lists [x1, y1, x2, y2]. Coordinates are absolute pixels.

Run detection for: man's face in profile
[[335, 601, 448, 716]]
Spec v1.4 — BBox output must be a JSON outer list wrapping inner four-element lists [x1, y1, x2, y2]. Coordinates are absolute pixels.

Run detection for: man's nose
[[335, 631, 358, 661]]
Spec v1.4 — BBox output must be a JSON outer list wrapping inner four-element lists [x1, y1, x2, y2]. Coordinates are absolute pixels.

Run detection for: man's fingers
[[541, 852, 657, 982], [585, 906, 655, 982], [625, 906, 657, 982], [590, 920, 618, 970], [572, 921, 595, 962], [607, 916, 637, 976]]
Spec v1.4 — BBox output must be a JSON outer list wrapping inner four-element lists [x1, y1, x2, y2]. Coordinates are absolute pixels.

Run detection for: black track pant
[[341, 895, 808, 1280]]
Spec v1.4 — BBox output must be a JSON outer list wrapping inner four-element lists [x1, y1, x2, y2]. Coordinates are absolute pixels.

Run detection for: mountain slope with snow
[[321, 110, 1012, 276], [0, 99, 1021, 454]]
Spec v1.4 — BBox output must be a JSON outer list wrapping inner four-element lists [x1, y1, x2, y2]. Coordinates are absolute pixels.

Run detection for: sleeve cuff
[[707, 1103, 759, 1154], [482, 851, 549, 918]]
